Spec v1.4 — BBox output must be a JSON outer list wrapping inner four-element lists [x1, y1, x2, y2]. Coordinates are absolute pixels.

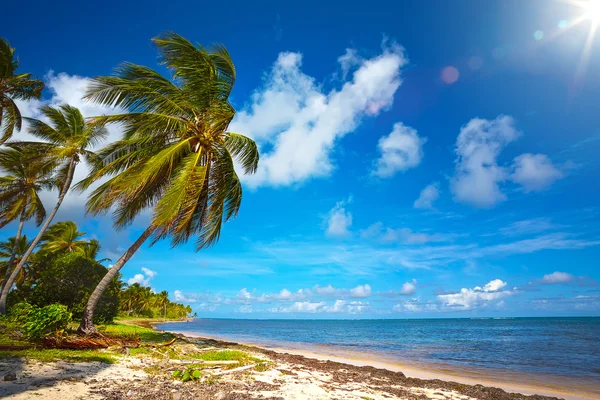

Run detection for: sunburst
[[561, 0, 600, 85]]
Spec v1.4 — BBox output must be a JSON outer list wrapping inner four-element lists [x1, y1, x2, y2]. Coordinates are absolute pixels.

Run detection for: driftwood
[[212, 364, 257, 375], [168, 359, 240, 365], [140, 337, 177, 348]]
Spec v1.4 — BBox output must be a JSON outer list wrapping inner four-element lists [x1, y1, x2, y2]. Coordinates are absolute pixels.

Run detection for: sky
[[2, 0, 600, 318]]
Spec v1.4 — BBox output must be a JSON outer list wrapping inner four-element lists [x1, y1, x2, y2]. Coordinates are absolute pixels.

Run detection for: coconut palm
[[0, 147, 54, 293], [38, 221, 88, 255], [0, 105, 108, 314], [76, 32, 259, 333], [0, 37, 44, 145], [0, 235, 33, 287]]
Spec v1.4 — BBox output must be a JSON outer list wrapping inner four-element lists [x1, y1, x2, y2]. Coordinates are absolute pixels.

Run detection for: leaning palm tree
[[0, 37, 44, 145], [0, 105, 108, 314], [76, 32, 259, 333], [0, 147, 54, 293]]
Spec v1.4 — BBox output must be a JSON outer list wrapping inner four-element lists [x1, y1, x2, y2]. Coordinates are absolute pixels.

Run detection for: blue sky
[[2, 0, 600, 318]]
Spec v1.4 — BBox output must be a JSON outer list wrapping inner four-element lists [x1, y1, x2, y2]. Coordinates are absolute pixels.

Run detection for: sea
[[157, 317, 600, 391]]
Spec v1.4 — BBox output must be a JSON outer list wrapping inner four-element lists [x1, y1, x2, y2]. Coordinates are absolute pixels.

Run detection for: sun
[[581, 0, 600, 22]]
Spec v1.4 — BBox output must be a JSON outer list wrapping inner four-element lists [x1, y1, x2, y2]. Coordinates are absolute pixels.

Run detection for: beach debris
[[42, 333, 140, 349], [212, 363, 257, 376], [168, 359, 240, 365], [3, 372, 17, 381]]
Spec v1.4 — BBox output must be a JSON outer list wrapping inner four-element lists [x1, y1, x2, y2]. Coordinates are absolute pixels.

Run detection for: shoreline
[[154, 323, 600, 400]]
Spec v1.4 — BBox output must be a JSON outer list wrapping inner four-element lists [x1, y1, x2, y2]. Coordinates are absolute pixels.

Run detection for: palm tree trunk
[[0, 158, 76, 314], [78, 225, 156, 334], [0, 209, 26, 294]]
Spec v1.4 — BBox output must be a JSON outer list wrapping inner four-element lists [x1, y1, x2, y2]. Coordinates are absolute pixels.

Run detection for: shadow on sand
[[0, 355, 112, 397]]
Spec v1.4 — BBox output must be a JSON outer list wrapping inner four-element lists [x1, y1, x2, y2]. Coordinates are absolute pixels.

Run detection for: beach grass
[[0, 348, 116, 364], [98, 322, 175, 343]]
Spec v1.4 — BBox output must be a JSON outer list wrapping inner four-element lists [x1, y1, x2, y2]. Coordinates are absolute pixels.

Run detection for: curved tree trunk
[[0, 158, 76, 314], [78, 225, 156, 334], [0, 209, 26, 294]]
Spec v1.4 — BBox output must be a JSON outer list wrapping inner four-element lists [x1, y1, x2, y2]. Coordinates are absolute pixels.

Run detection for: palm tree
[[0, 147, 54, 293], [38, 221, 88, 255], [156, 290, 169, 317], [0, 37, 44, 145], [82, 239, 110, 262], [0, 105, 108, 314], [76, 32, 259, 333], [0, 235, 33, 287]]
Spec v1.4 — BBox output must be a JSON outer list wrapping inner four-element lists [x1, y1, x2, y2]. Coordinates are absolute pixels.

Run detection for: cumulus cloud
[[371, 123, 426, 178], [399, 279, 418, 295], [278, 301, 326, 313], [268, 299, 371, 314], [127, 267, 157, 286], [229, 41, 408, 188], [141, 267, 157, 279], [511, 154, 564, 192], [450, 116, 569, 208], [313, 284, 340, 296], [173, 290, 198, 303], [437, 279, 513, 310], [540, 271, 575, 284], [325, 198, 353, 238], [414, 182, 440, 209], [451, 116, 521, 208], [350, 284, 372, 298]]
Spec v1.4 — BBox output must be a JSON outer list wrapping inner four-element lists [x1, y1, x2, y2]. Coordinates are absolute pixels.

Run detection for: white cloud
[[399, 279, 417, 295], [313, 284, 340, 296], [414, 182, 440, 209], [141, 267, 157, 279], [230, 41, 408, 188], [500, 218, 560, 236], [350, 284, 372, 298], [451, 115, 521, 208], [338, 48, 362, 80], [238, 305, 253, 313], [280, 301, 326, 313], [371, 123, 426, 178], [127, 267, 157, 286], [173, 290, 198, 303], [346, 301, 370, 314], [480, 279, 507, 292], [511, 153, 564, 192], [362, 223, 453, 245], [540, 271, 575, 284], [437, 279, 513, 310], [393, 297, 438, 312], [325, 300, 346, 313], [325, 199, 353, 238]]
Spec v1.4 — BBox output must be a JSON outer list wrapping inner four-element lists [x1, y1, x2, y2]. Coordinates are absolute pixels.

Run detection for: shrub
[[7, 302, 34, 324], [27, 254, 122, 324], [22, 304, 72, 341]]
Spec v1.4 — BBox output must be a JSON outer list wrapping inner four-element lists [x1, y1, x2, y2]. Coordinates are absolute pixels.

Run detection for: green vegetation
[[0, 348, 116, 364], [120, 283, 192, 319], [0, 31, 259, 352]]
